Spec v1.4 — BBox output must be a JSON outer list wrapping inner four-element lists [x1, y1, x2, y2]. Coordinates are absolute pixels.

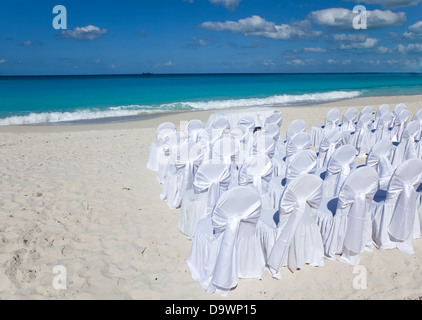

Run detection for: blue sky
[[0, 0, 422, 75]]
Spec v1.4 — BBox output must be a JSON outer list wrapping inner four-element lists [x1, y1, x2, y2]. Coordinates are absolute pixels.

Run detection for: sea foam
[[0, 90, 363, 125]]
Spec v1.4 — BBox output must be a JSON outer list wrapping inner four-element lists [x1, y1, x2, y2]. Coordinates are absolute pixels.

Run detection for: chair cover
[[212, 136, 240, 186], [257, 174, 323, 278], [285, 132, 311, 163], [285, 149, 317, 185], [263, 123, 281, 142], [412, 109, 422, 141], [179, 161, 231, 239], [391, 120, 420, 169], [309, 108, 340, 147], [212, 136, 239, 165], [147, 122, 177, 171], [317, 166, 379, 264], [187, 186, 262, 295], [389, 103, 407, 129], [230, 125, 251, 165], [237, 116, 256, 132], [372, 104, 390, 130], [372, 111, 392, 144], [251, 135, 276, 159], [390, 109, 410, 143], [316, 129, 342, 169], [359, 106, 373, 119], [349, 112, 373, 156], [210, 118, 231, 143], [371, 159, 422, 254], [184, 119, 204, 143], [238, 154, 273, 196], [197, 128, 213, 162], [268, 150, 317, 211], [157, 130, 182, 185], [164, 142, 204, 209], [286, 119, 307, 141], [322, 144, 356, 198], [340, 108, 358, 132], [264, 112, 282, 128], [366, 139, 394, 190]]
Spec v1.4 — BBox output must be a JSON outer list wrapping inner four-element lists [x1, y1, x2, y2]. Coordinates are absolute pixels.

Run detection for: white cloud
[[333, 33, 379, 49], [164, 61, 175, 66], [309, 8, 406, 30], [403, 21, 422, 39], [21, 40, 33, 46], [0, 59, 7, 64], [397, 43, 422, 53], [184, 0, 242, 10], [303, 47, 327, 53], [60, 25, 108, 40], [263, 59, 276, 66], [349, 0, 422, 9], [200, 15, 321, 40], [186, 37, 207, 48], [209, 0, 242, 10], [327, 59, 353, 65], [287, 59, 305, 65], [377, 46, 391, 53]]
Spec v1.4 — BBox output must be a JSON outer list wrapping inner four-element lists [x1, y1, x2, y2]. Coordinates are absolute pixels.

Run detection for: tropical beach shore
[[1, 94, 422, 300]]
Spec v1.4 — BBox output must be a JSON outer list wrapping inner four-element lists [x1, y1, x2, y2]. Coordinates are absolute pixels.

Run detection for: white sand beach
[[1, 95, 422, 300]]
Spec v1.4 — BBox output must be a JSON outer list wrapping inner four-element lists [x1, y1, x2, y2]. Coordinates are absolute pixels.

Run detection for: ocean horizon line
[[1, 72, 422, 78]]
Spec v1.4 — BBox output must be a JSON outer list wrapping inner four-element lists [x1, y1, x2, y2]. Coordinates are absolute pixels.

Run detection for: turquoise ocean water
[[0, 73, 421, 125]]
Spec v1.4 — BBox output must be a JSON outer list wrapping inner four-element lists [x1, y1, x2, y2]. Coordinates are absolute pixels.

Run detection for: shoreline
[[1, 94, 420, 135]]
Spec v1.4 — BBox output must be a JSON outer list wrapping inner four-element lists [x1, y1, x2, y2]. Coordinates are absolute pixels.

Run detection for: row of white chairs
[[146, 104, 422, 295]]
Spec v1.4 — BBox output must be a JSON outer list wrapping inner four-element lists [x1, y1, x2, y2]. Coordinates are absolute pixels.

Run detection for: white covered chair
[[371, 159, 422, 254], [251, 135, 276, 159], [316, 129, 342, 169], [147, 122, 177, 171], [366, 139, 394, 190], [197, 128, 213, 162], [358, 106, 373, 120], [372, 111, 392, 144], [264, 112, 282, 128], [212, 137, 239, 165], [391, 120, 420, 169], [238, 154, 273, 209], [179, 161, 231, 239], [322, 144, 356, 198], [237, 116, 255, 132], [210, 118, 230, 143], [230, 125, 251, 166], [273, 120, 306, 176], [340, 107, 358, 132], [349, 112, 373, 157], [184, 119, 204, 143], [157, 130, 183, 186], [412, 109, 422, 141], [286, 119, 307, 142], [263, 123, 281, 142], [309, 108, 340, 147], [285, 132, 311, 164], [164, 142, 203, 209], [257, 174, 324, 278], [187, 186, 263, 296], [390, 109, 410, 143], [268, 149, 317, 211], [389, 103, 407, 129], [372, 104, 390, 130], [316, 166, 379, 265], [285, 149, 317, 185], [212, 136, 240, 186]]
